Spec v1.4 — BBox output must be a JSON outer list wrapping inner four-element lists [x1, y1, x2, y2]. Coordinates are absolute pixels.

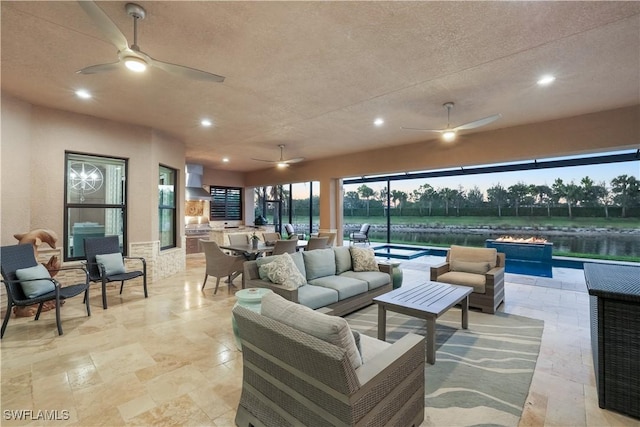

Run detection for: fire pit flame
[[496, 236, 547, 244]]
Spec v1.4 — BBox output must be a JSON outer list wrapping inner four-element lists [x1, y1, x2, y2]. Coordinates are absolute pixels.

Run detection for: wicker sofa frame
[[233, 305, 425, 427]]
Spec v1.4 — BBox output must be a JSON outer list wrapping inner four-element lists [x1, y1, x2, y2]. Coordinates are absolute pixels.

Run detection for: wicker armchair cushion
[[350, 247, 379, 272], [334, 246, 352, 274], [451, 260, 491, 275], [15, 264, 55, 298], [261, 292, 363, 369], [437, 271, 486, 293], [95, 253, 125, 275], [258, 253, 307, 290], [449, 245, 498, 268]]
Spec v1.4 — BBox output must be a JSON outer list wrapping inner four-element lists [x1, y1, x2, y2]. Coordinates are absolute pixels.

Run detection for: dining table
[[220, 239, 308, 261]]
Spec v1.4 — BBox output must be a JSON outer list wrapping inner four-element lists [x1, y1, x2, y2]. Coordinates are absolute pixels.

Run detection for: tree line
[[344, 174, 640, 218]]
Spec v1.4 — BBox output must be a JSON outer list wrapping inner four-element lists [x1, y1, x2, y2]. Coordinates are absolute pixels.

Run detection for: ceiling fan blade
[[150, 57, 225, 83], [77, 61, 122, 75], [250, 158, 277, 163], [453, 114, 502, 131], [284, 157, 305, 164], [78, 1, 129, 52], [400, 127, 443, 133]]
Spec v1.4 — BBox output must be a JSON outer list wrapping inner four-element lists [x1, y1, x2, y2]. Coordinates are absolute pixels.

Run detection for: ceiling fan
[[251, 145, 305, 168], [402, 102, 501, 142], [76, 1, 225, 83]]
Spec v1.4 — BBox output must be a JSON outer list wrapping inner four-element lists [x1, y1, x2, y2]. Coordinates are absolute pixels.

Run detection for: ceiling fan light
[[442, 130, 456, 142], [277, 162, 289, 168], [124, 56, 147, 72]]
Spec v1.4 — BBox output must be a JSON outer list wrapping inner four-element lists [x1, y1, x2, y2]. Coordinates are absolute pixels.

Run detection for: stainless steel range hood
[[185, 164, 211, 201]]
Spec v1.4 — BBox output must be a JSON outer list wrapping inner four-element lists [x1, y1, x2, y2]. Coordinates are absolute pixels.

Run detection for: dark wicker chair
[[200, 240, 245, 294], [350, 224, 371, 245], [1, 244, 90, 338], [83, 236, 147, 309]]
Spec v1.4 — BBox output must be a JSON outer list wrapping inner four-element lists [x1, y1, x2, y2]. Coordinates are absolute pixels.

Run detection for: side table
[[232, 288, 273, 350]]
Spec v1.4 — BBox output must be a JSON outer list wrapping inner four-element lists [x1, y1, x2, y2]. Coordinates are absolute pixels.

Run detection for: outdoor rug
[[345, 305, 544, 427]]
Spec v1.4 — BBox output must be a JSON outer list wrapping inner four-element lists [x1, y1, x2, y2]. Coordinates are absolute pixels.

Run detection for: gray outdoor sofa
[[242, 246, 392, 316]]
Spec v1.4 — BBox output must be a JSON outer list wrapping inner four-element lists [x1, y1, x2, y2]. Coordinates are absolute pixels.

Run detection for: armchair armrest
[[430, 262, 450, 281], [242, 278, 300, 302], [354, 333, 425, 398], [123, 256, 146, 270], [485, 266, 505, 289]]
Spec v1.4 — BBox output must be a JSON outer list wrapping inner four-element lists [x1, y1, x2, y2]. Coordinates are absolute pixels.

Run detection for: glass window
[[159, 165, 177, 250], [65, 153, 127, 261]]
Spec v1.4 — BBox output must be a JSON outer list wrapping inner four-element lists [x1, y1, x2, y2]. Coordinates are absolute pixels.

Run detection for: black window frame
[[64, 151, 128, 261], [159, 164, 178, 250]]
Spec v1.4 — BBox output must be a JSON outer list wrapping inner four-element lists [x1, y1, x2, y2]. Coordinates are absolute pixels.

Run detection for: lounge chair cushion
[[261, 292, 362, 369], [451, 260, 491, 275], [350, 247, 379, 272], [258, 253, 307, 290], [449, 245, 498, 268], [95, 252, 126, 276], [16, 264, 55, 298], [437, 271, 486, 293]]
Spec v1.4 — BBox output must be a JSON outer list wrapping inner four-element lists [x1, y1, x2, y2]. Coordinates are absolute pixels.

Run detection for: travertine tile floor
[[1, 253, 638, 426]]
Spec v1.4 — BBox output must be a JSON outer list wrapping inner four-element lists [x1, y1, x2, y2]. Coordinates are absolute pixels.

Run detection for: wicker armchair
[[233, 304, 425, 427], [430, 245, 505, 314]]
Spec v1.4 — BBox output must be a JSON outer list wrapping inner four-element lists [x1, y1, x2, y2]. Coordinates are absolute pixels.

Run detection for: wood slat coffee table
[[374, 281, 473, 364]]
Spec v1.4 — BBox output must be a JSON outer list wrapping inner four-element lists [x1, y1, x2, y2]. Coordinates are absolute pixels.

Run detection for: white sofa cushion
[[261, 292, 362, 369], [303, 248, 337, 280]]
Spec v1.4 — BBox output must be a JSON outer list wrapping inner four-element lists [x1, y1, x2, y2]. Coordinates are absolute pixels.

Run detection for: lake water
[[367, 230, 640, 258]]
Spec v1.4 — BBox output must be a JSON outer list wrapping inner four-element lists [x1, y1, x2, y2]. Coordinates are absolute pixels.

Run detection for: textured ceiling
[[2, 1, 639, 172]]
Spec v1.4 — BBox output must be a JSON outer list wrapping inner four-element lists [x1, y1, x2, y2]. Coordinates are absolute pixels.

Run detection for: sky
[[342, 150, 639, 198]]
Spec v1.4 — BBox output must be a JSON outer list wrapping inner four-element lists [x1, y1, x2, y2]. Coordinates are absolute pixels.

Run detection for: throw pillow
[[261, 292, 362, 369], [258, 253, 307, 290], [15, 264, 56, 298], [350, 247, 379, 272], [451, 260, 491, 275], [95, 253, 126, 276]]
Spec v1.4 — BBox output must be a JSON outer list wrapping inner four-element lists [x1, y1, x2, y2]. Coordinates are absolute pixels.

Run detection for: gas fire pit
[[485, 237, 553, 277]]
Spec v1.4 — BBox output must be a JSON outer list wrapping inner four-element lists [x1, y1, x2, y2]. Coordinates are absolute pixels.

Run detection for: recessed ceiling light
[[222, 157, 229, 163], [537, 75, 555, 86], [374, 118, 384, 126], [75, 89, 92, 99], [201, 119, 212, 127]]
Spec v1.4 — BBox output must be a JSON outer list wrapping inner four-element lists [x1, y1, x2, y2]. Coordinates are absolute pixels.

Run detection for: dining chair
[[201, 240, 245, 294], [1, 243, 91, 338], [317, 232, 337, 247], [262, 232, 281, 244], [305, 236, 329, 251], [228, 234, 249, 245], [84, 236, 147, 309], [271, 239, 298, 255]]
